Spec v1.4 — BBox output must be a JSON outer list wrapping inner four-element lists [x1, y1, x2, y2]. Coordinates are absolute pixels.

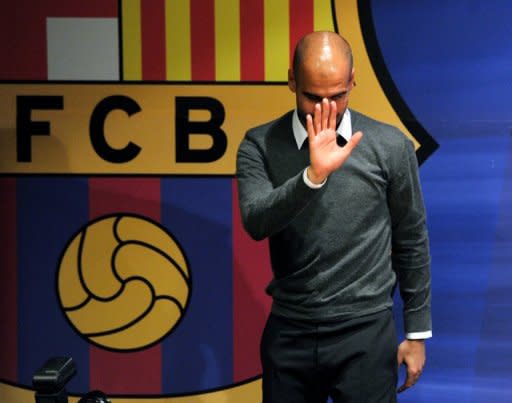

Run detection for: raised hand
[[306, 98, 363, 184]]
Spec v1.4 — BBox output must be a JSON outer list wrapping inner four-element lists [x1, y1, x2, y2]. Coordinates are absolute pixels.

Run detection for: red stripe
[[88, 178, 162, 394], [0, 179, 17, 381], [240, 0, 264, 81], [141, 0, 166, 80], [47, 0, 117, 16], [0, 0, 117, 80], [289, 0, 314, 70], [190, 0, 215, 80], [232, 179, 272, 381]]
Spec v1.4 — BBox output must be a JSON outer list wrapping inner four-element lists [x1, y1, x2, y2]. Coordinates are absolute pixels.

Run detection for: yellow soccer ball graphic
[[57, 214, 191, 351]]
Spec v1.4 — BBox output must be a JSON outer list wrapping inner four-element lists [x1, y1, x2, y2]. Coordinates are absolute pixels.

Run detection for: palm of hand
[[306, 99, 362, 182], [309, 128, 348, 175]]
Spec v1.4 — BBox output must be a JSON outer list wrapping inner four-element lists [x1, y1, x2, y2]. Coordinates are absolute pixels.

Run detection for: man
[[236, 31, 431, 402]]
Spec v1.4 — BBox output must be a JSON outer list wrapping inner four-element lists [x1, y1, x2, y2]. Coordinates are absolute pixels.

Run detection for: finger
[[329, 101, 337, 130], [306, 114, 315, 142], [397, 382, 408, 393], [397, 372, 415, 393], [321, 98, 329, 131], [409, 367, 423, 380], [314, 103, 321, 134]]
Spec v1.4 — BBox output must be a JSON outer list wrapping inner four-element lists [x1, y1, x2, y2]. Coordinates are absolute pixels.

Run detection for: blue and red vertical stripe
[[0, 176, 272, 395]]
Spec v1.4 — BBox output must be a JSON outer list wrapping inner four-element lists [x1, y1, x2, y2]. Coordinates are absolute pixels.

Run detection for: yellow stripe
[[122, 0, 142, 80], [264, 0, 289, 81], [314, 0, 335, 32], [215, 0, 240, 81], [166, 0, 191, 81]]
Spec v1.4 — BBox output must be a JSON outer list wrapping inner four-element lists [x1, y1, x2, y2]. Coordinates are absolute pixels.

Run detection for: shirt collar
[[292, 108, 352, 150]]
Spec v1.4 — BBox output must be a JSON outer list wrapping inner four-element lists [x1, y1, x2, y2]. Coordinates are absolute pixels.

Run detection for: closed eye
[[331, 91, 348, 100], [303, 91, 348, 103], [303, 92, 323, 103]]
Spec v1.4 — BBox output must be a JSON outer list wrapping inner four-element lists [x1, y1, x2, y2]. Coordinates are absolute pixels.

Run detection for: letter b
[[175, 97, 227, 163]]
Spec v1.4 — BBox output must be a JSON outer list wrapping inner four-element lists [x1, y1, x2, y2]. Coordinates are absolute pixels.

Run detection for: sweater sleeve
[[236, 131, 322, 241], [388, 136, 432, 335]]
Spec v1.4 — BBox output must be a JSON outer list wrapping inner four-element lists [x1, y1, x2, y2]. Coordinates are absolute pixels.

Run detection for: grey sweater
[[236, 109, 431, 334]]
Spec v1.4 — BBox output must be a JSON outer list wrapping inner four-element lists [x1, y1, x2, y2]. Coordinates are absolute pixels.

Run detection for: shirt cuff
[[303, 167, 327, 189], [405, 330, 432, 340]]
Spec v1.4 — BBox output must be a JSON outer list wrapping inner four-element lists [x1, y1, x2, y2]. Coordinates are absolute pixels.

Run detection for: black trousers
[[260, 309, 398, 403]]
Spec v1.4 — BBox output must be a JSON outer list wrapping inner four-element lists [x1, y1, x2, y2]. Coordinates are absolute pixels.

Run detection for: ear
[[349, 68, 356, 87], [288, 68, 297, 93]]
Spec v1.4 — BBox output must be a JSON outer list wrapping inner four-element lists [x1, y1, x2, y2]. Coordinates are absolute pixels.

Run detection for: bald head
[[292, 31, 353, 83], [288, 31, 355, 130]]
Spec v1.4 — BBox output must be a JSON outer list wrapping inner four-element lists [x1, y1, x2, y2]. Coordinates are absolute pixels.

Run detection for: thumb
[[344, 131, 363, 153], [397, 348, 405, 368]]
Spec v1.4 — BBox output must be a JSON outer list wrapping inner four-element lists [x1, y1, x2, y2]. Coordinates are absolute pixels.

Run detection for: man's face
[[288, 62, 354, 130]]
